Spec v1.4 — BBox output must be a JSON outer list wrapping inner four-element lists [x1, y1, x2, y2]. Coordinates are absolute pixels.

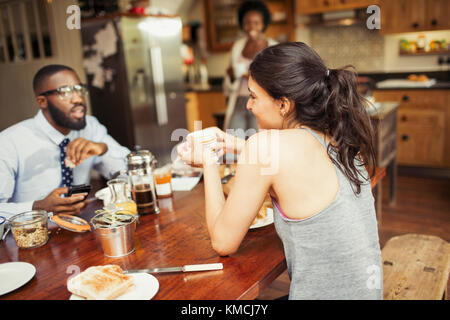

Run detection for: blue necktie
[[59, 138, 73, 188]]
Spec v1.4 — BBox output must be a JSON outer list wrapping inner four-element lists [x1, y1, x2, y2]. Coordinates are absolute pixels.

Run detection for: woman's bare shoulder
[[278, 129, 316, 150], [238, 130, 312, 168]]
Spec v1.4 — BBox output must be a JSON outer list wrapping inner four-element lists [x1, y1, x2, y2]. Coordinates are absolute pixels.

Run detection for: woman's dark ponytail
[[249, 42, 376, 194], [325, 67, 376, 193]]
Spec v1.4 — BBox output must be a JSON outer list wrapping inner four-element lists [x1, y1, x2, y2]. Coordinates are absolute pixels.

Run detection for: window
[[0, 0, 53, 63]]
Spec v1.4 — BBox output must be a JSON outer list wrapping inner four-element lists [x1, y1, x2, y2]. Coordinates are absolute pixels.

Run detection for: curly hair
[[238, 0, 271, 32]]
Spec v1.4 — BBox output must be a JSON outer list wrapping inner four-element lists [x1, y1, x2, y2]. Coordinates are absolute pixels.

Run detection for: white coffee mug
[[187, 128, 219, 163]]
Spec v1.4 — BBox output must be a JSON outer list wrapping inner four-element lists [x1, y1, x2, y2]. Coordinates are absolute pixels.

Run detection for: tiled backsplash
[[310, 25, 385, 72]]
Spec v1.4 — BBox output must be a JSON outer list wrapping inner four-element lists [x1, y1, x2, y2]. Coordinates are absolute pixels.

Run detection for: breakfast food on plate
[[67, 265, 134, 300], [251, 200, 272, 226], [407, 74, 429, 82], [417, 74, 429, 82], [221, 166, 273, 227]]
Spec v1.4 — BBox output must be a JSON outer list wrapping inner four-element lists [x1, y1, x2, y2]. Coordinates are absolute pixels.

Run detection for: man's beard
[[47, 101, 86, 130]]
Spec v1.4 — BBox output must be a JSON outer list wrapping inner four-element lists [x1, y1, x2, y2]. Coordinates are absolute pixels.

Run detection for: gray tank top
[[272, 128, 383, 300]]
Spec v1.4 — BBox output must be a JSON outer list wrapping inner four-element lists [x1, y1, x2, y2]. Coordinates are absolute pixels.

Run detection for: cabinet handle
[[412, 22, 419, 28], [401, 134, 409, 141], [401, 115, 407, 122], [431, 19, 438, 26], [402, 94, 410, 102], [323, 0, 330, 6]]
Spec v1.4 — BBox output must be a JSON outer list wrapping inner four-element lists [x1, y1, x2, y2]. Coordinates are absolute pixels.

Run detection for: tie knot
[[59, 138, 70, 149]]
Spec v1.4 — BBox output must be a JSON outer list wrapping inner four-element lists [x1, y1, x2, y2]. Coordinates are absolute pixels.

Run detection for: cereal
[[12, 224, 48, 248]]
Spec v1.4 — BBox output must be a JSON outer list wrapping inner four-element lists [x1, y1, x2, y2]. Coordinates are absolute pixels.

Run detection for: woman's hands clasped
[[177, 127, 245, 167]]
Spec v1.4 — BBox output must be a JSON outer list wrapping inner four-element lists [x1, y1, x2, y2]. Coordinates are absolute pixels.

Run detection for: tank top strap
[[299, 127, 328, 150]]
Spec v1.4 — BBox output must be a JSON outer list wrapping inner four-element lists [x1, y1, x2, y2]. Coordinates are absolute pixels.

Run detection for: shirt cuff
[[0, 201, 34, 219]]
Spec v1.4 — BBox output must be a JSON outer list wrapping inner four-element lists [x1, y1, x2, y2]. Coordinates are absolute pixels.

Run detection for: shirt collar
[[34, 110, 76, 145]]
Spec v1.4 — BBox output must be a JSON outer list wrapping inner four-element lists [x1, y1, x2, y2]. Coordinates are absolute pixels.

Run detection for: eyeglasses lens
[[57, 85, 88, 100]]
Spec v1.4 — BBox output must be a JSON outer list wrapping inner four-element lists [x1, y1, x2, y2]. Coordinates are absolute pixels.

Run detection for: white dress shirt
[[0, 110, 130, 218]]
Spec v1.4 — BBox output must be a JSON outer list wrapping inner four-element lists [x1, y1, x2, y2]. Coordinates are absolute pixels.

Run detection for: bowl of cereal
[[9, 211, 49, 249]]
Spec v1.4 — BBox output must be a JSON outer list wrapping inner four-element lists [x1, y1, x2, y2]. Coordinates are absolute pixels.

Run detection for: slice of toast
[[67, 265, 134, 300]]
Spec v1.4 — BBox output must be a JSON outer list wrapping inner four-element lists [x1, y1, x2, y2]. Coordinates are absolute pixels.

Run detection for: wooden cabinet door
[[297, 0, 337, 14], [380, 0, 426, 34], [335, 0, 378, 9], [397, 108, 445, 167], [373, 90, 448, 168], [297, 0, 378, 13], [426, 0, 450, 30], [185, 91, 226, 132]]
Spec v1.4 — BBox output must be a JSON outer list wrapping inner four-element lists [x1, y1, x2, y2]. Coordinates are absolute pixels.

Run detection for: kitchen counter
[[185, 78, 224, 93], [374, 81, 450, 90], [359, 71, 450, 90], [369, 102, 400, 119]]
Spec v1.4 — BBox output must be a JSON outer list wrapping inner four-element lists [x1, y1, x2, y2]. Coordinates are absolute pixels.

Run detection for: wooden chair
[[382, 234, 450, 300]]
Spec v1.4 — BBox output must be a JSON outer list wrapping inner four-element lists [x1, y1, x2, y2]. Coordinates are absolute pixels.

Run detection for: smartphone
[[66, 184, 91, 200]]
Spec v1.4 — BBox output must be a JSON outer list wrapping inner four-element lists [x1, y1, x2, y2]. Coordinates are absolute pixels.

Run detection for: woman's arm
[[181, 131, 275, 256]]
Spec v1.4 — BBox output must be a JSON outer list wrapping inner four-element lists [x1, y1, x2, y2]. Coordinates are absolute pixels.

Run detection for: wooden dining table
[[0, 180, 287, 300]]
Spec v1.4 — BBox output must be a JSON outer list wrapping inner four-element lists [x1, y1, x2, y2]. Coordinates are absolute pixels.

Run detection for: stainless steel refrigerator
[[81, 14, 187, 165]]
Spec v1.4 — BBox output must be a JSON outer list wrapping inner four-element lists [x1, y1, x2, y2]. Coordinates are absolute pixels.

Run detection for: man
[[0, 64, 130, 218]]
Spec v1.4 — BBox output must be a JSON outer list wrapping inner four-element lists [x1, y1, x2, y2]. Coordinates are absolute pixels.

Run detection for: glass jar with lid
[[126, 150, 160, 215]]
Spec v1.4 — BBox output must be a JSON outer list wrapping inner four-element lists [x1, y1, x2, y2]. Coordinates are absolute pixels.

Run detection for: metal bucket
[[91, 212, 136, 258]]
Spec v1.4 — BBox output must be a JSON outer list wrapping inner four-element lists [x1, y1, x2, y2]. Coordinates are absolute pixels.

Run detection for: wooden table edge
[[237, 259, 287, 300]]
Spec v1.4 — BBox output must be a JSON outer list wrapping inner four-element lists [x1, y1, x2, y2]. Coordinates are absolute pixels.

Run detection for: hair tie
[[326, 69, 330, 78]]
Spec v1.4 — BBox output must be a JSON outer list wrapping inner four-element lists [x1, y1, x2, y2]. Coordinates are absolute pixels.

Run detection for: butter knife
[[123, 263, 223, 274]]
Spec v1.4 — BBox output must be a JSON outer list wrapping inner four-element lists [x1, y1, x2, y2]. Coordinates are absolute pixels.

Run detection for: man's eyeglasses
[[39, 84, 88, 100]]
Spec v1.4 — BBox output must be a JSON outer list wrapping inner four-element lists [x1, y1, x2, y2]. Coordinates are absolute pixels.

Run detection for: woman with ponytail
[[178, 42, 382, 300]]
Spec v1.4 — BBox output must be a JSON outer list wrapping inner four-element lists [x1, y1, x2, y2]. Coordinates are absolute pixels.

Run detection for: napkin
[[171, 173, 202, 191]]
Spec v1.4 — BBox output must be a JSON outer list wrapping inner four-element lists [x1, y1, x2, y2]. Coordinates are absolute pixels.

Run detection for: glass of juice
[[154, 164, 173, 198]]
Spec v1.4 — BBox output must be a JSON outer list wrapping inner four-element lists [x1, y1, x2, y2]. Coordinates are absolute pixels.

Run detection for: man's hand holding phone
[[32, 185, 91, 215]]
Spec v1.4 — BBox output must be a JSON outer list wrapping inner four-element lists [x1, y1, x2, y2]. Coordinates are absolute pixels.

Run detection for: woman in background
[[224, 0, 277, 132], [179, 42, 382, 300]]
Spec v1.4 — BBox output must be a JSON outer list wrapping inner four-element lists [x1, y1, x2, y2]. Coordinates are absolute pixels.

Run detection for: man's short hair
[[33, 64, 76, 95]]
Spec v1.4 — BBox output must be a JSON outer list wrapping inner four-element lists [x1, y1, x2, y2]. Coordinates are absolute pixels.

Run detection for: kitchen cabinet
[[380, 0, 450, 34], [204, 0, 295, 52], [297, 0, 379, 14], [297, 0, 334, 14], [185, 90, 227, 132], [425, 0, 450, 31], [372, 90, 449, 168]]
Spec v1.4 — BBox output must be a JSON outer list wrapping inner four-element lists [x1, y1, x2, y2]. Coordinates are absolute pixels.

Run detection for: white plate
[[250, 208, 274, 229], [69, 273, 159, 300], [0, 262, 36, 296]]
